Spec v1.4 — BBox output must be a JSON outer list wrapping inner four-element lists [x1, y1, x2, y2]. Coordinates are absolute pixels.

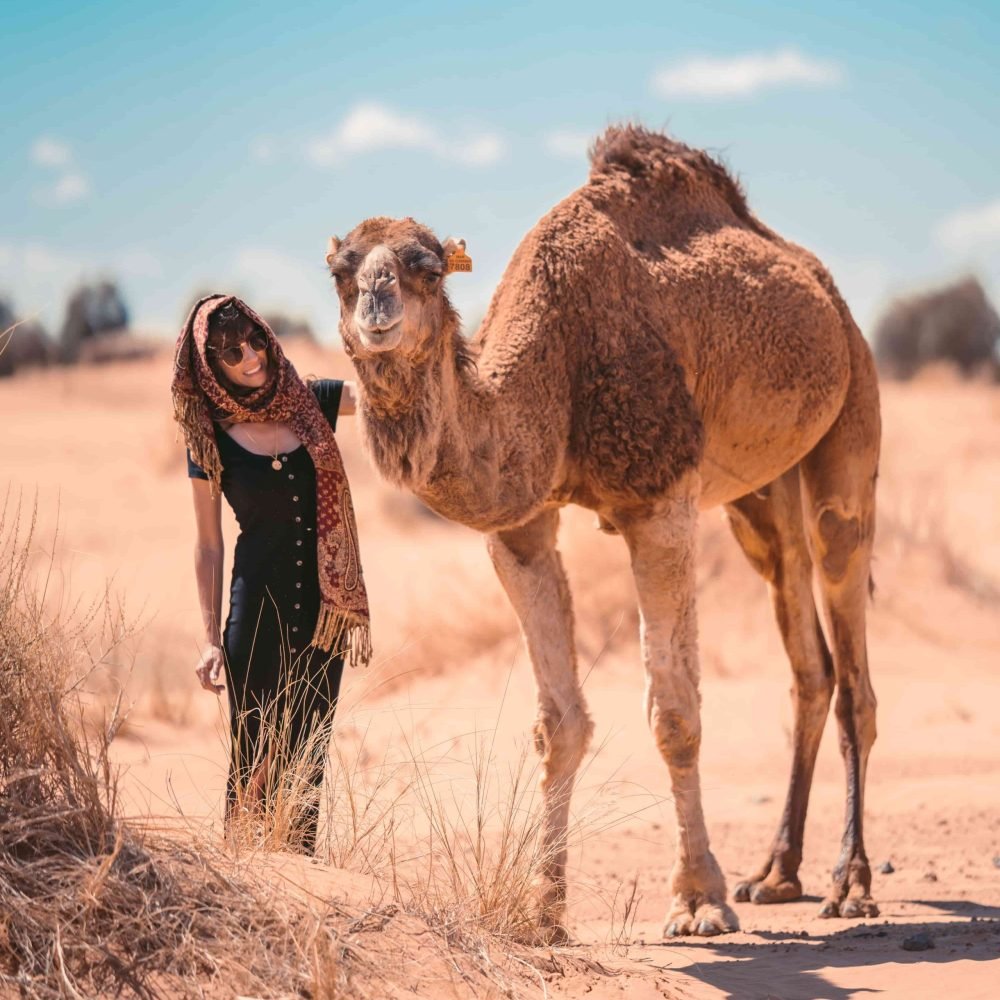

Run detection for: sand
[[3, 345, 999, 998]]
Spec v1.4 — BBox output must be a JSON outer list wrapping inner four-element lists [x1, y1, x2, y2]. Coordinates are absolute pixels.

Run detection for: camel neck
[[353, 325, 562, 533]]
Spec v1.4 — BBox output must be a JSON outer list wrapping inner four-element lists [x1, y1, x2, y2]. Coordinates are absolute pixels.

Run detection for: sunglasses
[[210, 330, 269, 367]]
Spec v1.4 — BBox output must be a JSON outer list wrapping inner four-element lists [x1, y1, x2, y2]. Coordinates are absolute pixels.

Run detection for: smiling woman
[[171, 294, 370, 855]]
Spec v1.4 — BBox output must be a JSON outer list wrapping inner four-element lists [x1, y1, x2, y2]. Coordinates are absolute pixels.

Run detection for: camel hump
[[588, 124, 753, 225]]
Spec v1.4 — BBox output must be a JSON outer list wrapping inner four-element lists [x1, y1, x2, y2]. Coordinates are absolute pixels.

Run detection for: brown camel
[[324, 125, 881, 940]]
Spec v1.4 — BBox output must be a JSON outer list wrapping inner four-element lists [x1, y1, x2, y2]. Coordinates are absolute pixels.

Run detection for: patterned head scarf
[[171, 294, 371, 666]]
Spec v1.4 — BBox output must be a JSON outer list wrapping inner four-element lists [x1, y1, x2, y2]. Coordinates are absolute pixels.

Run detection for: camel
[[324, 125, 881, 940]]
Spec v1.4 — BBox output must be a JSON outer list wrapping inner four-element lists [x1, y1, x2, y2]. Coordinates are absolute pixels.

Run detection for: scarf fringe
[[173, 393, 224, 494], [312, 604, 372, 669]]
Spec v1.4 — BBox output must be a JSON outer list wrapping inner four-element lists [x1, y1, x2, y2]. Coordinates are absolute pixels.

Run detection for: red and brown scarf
[[171, 294, 371, 667]]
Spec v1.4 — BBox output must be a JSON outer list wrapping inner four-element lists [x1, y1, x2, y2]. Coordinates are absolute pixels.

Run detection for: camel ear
[[442, 237, 466, 259], [325, 236, 341, 269]]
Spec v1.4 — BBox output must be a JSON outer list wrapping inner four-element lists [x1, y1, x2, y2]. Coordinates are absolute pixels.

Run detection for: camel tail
[[588, 123, 754, 226]]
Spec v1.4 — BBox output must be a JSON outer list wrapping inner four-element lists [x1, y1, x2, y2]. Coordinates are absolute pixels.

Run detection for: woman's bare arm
[[338, 380, 358, 416], [191, 478, 226, 692]]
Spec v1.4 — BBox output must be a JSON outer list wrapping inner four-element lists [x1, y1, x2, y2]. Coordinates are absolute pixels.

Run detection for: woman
[[172, 294, 371, 855]]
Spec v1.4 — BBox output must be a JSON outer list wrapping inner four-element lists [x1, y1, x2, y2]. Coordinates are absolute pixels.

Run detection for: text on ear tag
[[446, 249, 473, 273]]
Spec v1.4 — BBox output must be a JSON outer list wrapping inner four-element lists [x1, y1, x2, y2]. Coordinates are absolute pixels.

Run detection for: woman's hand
[[195, 643, 226, 694]]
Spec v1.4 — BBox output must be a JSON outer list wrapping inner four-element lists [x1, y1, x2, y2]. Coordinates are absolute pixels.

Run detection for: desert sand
[[3, 342, 999, 998]]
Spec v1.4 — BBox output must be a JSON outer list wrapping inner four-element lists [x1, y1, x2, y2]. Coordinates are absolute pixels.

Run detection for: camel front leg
[[487, 507, 594, 943], [618, 488, 738, 937]]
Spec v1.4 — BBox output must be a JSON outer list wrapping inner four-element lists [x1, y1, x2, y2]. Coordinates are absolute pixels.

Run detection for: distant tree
[[873, 276, 1000, 380], [0, 298, 54, 377], [59, 280, 129, 363]]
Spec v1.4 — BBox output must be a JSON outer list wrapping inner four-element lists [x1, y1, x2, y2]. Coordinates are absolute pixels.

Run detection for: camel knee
[[534, 699, 592, 781], [648, 699, 701, 771]]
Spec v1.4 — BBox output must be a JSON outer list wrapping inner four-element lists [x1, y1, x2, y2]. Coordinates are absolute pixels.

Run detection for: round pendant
[[272, 459, 282, 471]]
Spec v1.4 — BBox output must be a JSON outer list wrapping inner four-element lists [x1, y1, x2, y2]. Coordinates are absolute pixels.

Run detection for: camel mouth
[[358, 319, 403, 352]]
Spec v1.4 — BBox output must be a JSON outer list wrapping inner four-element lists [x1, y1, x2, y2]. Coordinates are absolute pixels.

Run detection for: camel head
[[325, 217, 464, 359]]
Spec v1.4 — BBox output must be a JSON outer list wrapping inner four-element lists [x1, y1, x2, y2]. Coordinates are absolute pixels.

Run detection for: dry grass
[[0, 499, 562, 998], [0, 497, 361, 997], [0, 494, 643, 998]]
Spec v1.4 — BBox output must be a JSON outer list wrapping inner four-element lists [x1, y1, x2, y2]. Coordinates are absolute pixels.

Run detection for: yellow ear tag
[[446, 248, 473, 273]]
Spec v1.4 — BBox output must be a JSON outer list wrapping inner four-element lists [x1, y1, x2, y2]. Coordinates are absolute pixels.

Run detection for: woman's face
[[207, 315, 270, 391]]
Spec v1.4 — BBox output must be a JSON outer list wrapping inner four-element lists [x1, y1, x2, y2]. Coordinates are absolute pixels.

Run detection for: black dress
[[188, 378, 345, 853]]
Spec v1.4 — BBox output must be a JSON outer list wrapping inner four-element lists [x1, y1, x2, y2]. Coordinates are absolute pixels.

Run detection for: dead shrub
[[0, 499, 571, 996], [873, 276, 1000, 381], [0, 500, 367, 998]]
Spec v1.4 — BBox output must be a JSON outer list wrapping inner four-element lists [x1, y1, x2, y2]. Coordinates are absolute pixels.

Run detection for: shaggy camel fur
[[325, 125, 881, 940]]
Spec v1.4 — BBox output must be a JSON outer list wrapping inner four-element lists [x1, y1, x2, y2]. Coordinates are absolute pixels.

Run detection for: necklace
[[246, 424, 283, 470]]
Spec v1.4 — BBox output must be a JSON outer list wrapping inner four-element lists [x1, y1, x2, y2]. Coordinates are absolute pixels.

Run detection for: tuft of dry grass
[[392, 736, 555, 944], [0, 497, 356, 997], [4, 493, 647, 998]]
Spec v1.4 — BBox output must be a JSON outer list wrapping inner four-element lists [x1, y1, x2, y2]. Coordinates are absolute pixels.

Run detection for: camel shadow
[[641, 915, 1000, 1000]]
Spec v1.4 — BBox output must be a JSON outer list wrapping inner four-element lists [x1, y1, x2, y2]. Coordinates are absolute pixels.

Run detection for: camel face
[[326, 217, 449, 360], [352, 246, 407, 351]]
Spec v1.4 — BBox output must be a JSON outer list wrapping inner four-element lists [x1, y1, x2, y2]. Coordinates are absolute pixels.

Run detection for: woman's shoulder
[[308, 379, 344, 431]]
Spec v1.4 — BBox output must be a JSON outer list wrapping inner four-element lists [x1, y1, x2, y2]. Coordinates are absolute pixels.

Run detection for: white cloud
[[453, 134, 505, 166], [544, 130, 591, 159], [305, 102, 505, 168], [49, 172, 91, 204], [652, 48, 843, 99], [31, 136, 73, 168], [935, 199, 1000, 252]]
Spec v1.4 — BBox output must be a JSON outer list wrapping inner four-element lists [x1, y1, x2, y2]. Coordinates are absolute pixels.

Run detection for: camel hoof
[[750, 879, 802, 905], [694, 903, 739, 936], [818, 898, 840, 918], [732, 880, 753, 903], [841, 896, 879, 919]]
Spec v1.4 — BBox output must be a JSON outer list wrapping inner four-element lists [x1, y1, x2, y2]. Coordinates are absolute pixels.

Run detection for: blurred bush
[[0, 298, 55, 378], [873, 276, 1000, 380], [59, 280, 129, 363]]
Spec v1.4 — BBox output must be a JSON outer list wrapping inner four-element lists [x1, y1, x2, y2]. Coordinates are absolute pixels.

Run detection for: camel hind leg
[[724, 466, 835, 905], [800, 330, 881, 919], [487, 507, 594, 943]]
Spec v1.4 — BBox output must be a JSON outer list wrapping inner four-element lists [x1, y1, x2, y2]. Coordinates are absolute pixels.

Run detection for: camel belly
[[694, 337, 850, 508], [686, 276, 852, 509]]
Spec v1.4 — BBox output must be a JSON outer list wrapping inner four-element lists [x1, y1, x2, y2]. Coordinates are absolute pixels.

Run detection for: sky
[[2, 0, 999, 341]]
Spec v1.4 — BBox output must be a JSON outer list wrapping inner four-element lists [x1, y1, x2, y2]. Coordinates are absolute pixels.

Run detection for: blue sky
[[2, 0, 998, 340]]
